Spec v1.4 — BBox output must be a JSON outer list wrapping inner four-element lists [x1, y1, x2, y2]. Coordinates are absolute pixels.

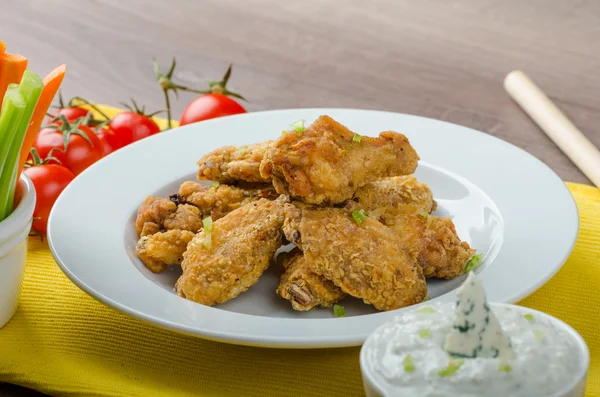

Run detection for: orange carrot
[[0, 53, 28, 110], [0, 40, 5, 53], [16, 64, 66, 177]]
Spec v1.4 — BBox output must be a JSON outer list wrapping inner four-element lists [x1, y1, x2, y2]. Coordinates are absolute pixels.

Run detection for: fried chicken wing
[[178, 181, 277, 221], [163, 204, 203, 232], [260, 115, 419, 204], [135, 196, 176, 236], [276, 248, 345, 311], [136, 229, 195, 273], [346, 176, 436, 218], [283, 204, 427, 311], [196, 141, 273, 183], [175, 197, 286, 306], [389, 212, 475, 279]]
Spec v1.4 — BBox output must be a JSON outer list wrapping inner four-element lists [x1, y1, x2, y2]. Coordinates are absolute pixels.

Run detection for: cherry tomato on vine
[[96, 126, 126, 155], [180, 94, 246, 125], [108, 99, 161, 144]]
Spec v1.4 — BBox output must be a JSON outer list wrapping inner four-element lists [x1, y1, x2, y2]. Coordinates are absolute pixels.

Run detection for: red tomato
[[34, 123, 104, 175], [24, 164, 75, 234], [48, 107, 91, 123], [179, 94, 246, 126], [108, 112, 160, 144], [96, 127, 126, 156]]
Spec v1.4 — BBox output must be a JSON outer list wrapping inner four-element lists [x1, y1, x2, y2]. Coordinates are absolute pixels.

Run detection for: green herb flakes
[[352, 209, 367, 224], [419, 211, 429, 218], [463, 253, 483, 273], [423, 296, 431, 302], [524, 314, 534, 322], [211, 181, 220, 189], [497, 363, 512, 373], [403, 355, 415, 372], [333, 304, 346, 317], [416, 307, 436, 314], [418, 328, 431, 338], [289, 119, 305, 133], [202, 216, 213, 248], [437, 359, 464, 377], [352, 134, 361, 142]]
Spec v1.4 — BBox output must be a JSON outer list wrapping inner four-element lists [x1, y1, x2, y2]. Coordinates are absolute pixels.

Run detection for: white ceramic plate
[[48, 109, 578, 348]]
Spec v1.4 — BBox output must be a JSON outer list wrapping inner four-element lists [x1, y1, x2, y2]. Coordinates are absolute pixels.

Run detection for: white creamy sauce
[[364, 302, 581, 396]]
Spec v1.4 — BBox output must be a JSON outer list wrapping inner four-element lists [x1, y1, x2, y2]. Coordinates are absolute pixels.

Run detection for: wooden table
[[1, 0, 598, 395]]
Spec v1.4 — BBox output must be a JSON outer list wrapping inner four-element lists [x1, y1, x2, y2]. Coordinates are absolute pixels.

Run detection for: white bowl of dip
[[360, 302, 589, 397], [0, 174, 35, 328]]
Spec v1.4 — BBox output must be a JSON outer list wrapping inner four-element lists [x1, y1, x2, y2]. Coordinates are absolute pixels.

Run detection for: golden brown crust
[[175, 198, 285, 306], [276, 248, 345, 311], [285, 205, 427, 311], [135, 196, 176, 236], [196, 141, 273, 183], [136, 230, 195, 273], [178, 181, 277, 221], [163, 204, 203, 232], [260, 115, 419, 204]]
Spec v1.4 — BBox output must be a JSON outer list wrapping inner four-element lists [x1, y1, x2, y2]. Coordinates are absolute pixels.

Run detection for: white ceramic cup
[[360, 303, 590, 397], [0, 174, 35, 328]]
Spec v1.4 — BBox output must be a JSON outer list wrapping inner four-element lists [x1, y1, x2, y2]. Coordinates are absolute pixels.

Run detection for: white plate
[[48, 109, 579, 348]]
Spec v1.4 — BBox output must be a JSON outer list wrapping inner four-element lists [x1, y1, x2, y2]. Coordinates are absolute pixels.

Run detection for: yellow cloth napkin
[[0, 105, 598, 396]]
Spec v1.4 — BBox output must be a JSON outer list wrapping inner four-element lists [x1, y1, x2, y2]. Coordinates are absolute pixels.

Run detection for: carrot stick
[[0, 40, 6, 53], [16, 64, 66, 177], [0, 53, 28, 112]]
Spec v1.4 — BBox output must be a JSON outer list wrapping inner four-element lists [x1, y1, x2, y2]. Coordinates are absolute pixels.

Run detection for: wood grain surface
[[1, 0, 599, 395]]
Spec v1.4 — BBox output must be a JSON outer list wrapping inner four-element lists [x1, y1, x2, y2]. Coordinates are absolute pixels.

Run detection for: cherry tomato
[[108, 112, 160, 144], [24, 164, 75, 234], [48, 107, 91, 123], [179, 94, 246, 126], [96, 126, 126, 156], [34, 123, 104, 176]]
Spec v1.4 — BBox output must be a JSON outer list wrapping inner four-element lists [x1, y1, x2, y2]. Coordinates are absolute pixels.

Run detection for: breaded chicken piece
[[178, 181, 277, 221], [175, 197, 286, 306], [136, 229, 195, 273], [260, 115, 419, 204], [163, 204, 203, 232], [196, 141, 273, 183], [283, 204, 427, 311], [388, 211, 475, 279], [276, 248, 345, 311], [346, 176, 436, 218], [135, 196, 176, 236]]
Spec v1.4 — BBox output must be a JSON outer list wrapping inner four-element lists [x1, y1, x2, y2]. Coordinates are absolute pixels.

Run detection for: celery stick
[[0, 86, 26, 221], [0, 71, 42, 221]]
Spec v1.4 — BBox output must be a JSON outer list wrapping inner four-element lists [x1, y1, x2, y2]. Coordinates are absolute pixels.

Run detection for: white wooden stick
[[504, 70, 600, 187]]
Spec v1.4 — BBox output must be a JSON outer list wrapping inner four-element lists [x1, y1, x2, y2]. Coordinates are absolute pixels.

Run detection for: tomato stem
[[71, 97, 111, 120]]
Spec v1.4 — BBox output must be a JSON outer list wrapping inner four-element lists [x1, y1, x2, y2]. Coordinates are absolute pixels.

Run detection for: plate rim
[[47, 107, 579, 348]]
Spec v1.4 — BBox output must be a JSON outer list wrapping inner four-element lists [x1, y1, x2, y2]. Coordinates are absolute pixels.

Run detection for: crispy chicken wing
[[196, 141, 273, 183], [136, 229, 195, 273], [175, 197, 286, 306], [388, 211, 475, 279], [163, 204, 203, 232], [135, 196, 176, 236], [178, 180, 277, 221], [260, 115, 419, 204], [346, 176, 436, 218], [283, 204, 427, 311], [276, 248, 345, 311]]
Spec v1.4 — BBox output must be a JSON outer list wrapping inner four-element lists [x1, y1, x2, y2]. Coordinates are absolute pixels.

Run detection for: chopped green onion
[[237, 145, 248, 154], [419, 211, 429, 218], [281, 130, 287, 136], [0, 71, 43, 221], [352, 209, 367, 224], [524, 314, 534, 322], [418, 328, 431, 338], [333, 304, 346, 317], [403, 355, 415, 372], [202, 216, 213, 248], [463, 253, 483, 273], [289, 119, 305, 133], [211, 181, 220, 189], [437, 359, 464, 377], [533, 330, 544, 340], [497, 363, 512, 373], [423, 296, 431, 301], [352, 134, 361, 142], [416, 307, 436, 314]]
